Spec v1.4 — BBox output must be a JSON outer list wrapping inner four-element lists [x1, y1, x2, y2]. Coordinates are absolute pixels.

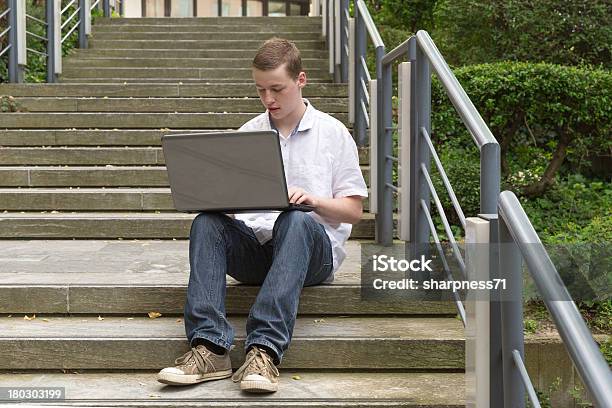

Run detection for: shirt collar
[[267, 98, 315, 135]]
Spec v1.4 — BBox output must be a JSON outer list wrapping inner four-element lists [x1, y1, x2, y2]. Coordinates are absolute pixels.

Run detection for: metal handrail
[[498, 191, 612, 407], [355, 0, 383, 47], [3, 0, 121, 83], [416, 31, 497, 148]]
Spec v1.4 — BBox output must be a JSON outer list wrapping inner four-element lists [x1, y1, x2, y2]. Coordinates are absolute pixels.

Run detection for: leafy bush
[[432, 0, 612, 68], [431, 62, 611, 197], [364, 0, 437, 33]]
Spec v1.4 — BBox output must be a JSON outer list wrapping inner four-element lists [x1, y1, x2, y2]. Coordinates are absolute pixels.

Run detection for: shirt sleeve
[[332, 127, 369, 198]]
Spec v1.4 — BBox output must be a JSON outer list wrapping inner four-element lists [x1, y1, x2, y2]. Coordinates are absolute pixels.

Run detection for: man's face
[[253, 64, 307, 122]]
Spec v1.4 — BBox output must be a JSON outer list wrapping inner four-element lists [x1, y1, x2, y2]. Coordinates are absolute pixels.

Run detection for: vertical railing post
[[333, 0, 340, 82], [103, 0, 110, 17], [369, 79, 378, 215], [327, 0, 334, 79], [481, 142, 500, 214], [8, 0, 25, 83], [465, 217, 491, 408], [408, 36, 431, 254], [485, 214, 505, 407], [311, 0, 320, 16], [499, 216, 525, 407], [78, 0, 88, 48], [353, 0, 367, 146], [46, 0, 60, 83], [398, 61, 411, 241], [339, 0, 348, 82], [119, 0, 124, 16], [376, 45, 392, 245]]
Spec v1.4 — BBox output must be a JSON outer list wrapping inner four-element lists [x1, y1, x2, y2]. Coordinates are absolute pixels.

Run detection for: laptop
[[161, 131, 315, 213]]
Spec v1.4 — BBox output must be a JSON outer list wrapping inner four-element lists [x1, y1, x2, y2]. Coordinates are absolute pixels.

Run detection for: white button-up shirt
[[235, 99, 368, 278]]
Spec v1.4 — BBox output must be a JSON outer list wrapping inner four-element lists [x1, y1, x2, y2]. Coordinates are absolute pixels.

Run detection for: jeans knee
[[190, 212, 228, 237], [275, 210, 313, 231]]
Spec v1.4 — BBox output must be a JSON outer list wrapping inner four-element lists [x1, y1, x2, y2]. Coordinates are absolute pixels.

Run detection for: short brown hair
[[252, 38, 303, 79]]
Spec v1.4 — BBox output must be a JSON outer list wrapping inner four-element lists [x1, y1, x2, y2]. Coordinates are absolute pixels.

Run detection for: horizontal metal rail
[[61, 19, 81, 44], [421, 199, 467, 324], [61, 0, 78, 16], [26, 13, 47, 26], [512, 350, 541, 408], [26, 30, 48, 42], [420, 127, 466, 228], [381, 37, 409, 66], [61, 7, 81, 30], [26, 47, 47, 57], [0, 43, 11, 58], [421, 163, 466, 277], [499, 191, 612, 407], [0, 7, 10, 20], [0, 25, 10, 39]]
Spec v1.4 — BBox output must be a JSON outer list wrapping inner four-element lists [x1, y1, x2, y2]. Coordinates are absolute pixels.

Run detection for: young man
[[157, 38, 367, 392]]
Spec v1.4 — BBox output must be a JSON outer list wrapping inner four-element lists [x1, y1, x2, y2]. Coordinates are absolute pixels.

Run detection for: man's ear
[[297, 71, 307, 88]]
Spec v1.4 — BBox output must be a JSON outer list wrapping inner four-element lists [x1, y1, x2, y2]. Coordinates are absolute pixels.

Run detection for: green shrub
[[432, 0, 612, 68], [431, 62, 611, 197]]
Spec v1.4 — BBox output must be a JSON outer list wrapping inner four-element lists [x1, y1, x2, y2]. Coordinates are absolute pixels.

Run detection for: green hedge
[[431, 62, 611, 197]]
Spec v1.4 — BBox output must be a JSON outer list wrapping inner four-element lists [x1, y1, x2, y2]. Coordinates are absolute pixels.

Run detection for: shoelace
[[231, 347, 279, 382], [174, 346, 213, 374]]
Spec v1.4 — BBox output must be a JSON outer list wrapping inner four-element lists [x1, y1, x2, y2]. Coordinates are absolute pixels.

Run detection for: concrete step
[[63, 57, 327, 68], [0, 212, 380, 239], [0, 129, 361, 147], [93, 16, 323, 25], [12, 97, 347, 113], [0, 240, 453, 315], [71, 48, 329, 58], [0, 164, 368, 186], [0, 371, 465, 407], [0, 315, 464, 369], [89, 39, 325, 50], [0, 112, 348, 128], [59, 67, 331, 80], [0, 83, 347, 97], [92, 23, 323, 32], [0, 181, 372, 208], [91, 31, 323, 41], [0, 145, 364, 165]]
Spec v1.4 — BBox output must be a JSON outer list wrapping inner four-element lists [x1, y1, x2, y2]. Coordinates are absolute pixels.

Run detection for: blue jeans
[[184, 211, 333, 364]]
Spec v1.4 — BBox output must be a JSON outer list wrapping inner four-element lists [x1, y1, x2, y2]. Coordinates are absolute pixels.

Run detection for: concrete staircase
[[0, 16, 464, 406]]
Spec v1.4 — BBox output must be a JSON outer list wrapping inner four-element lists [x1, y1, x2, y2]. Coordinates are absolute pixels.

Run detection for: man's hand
[[288, 186, 319, 207], [288, 186, 362, 225]]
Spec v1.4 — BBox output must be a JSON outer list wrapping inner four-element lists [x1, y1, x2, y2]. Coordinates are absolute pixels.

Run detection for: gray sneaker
[[157, 344, 232, 385], [231, 346, 279, 393]]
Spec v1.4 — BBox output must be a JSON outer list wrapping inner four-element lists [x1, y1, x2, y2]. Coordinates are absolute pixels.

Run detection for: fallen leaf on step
[[314, 318, 325, 324], [7, 315, 12, 318], [149, 394, 161, 398], [126, 317, 134, 320], [97, 315, 104, 321], [138, 382, 146, 386], [41, 318, 49, 322], [292, 375, 301, 380], [148, 312, 162, 319], [24, 314, 36, 320], [176, 319, 182, 323]]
